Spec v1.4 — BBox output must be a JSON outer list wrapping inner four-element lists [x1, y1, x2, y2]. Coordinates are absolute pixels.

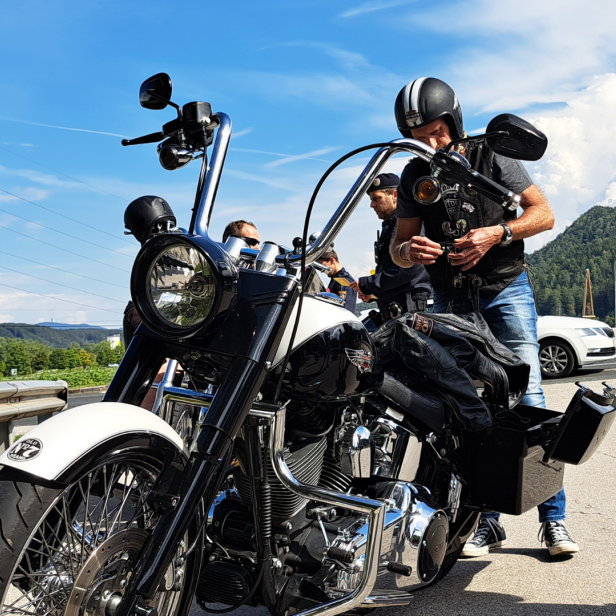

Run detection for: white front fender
[[0, 402, 185, 481]]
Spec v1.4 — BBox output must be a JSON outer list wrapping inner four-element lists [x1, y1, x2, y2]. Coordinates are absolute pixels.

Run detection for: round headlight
[[147, 244, 217, 327]]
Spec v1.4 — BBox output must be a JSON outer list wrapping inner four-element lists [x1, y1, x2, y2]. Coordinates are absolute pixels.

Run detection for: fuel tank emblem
[[7, 438, 43, 461], [345, 349, 373, 374]]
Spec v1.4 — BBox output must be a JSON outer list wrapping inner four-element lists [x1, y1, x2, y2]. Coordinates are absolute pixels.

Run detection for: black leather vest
[[402, 146, 524, 299]]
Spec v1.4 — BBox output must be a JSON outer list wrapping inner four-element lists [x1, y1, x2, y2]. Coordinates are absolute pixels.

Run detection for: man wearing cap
[[349, 173, 431, 321]]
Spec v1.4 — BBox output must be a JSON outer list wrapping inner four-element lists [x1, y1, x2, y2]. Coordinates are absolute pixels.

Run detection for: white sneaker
[[539, 521, 580, 556], [461, 518, 508, 557]]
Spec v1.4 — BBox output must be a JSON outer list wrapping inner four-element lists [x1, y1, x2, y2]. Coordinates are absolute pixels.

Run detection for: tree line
[[0, 338, 125, 377], [526, 205, 616, 324]]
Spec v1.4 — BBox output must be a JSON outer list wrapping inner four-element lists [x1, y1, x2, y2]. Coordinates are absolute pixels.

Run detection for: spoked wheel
[[0, 453, 193, 616]]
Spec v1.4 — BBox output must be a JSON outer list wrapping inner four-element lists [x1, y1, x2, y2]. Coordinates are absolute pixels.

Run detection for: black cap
[[367, 173, 400, 194]]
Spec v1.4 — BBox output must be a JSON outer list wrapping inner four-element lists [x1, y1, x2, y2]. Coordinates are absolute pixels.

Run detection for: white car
[[537, 315, 616, 378]]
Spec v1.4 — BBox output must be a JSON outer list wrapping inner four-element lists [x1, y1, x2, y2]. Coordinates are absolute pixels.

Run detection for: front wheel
[[0, 448, 194, 616]]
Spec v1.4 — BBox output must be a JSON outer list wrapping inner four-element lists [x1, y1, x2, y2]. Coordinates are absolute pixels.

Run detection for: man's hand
[[349, 281, 375, 303], [449, 226, 503, 271], [403, 235, 443, 265]]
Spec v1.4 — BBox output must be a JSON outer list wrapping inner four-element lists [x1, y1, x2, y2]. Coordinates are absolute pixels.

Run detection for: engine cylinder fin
[[234, 436, 327, 522]]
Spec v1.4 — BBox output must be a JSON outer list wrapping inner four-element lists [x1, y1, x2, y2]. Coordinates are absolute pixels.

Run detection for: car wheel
[[539, 339, 576, 378]]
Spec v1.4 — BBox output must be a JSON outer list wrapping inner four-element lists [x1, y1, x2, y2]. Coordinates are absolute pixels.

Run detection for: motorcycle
[[1, 72, 615, 616]]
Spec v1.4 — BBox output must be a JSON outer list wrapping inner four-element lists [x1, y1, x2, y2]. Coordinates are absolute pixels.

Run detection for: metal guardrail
[[0, 380, 68, 453]]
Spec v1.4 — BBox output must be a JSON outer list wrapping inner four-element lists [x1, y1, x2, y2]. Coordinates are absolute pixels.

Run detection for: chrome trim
[[361, 590, 412, 607], [255, 241, 280, 273], [372, 417, 422, 483], [340, 425, 373, 479], [194, 112, 232, 236], [264, 407, 386, 616], [279, 139, 435, 266], [151, 359, 178, 419]]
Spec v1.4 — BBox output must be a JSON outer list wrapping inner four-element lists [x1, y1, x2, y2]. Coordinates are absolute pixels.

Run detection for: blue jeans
[[433, 271, 566, 523]]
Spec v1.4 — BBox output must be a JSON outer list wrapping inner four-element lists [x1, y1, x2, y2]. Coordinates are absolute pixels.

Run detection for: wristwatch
[[499, 223, 513, 247]]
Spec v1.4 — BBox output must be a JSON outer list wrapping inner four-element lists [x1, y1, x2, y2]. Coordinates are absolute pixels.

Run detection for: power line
[[0, 144, 127, 201], [0, 249, 126, 289], [0, 201, 134, 258], [0, 226, 131, 273], [0, 264, 126, 304], [0, 185, 134, 245], [0, 323, 122, 327], [0, 281, 123, 313]]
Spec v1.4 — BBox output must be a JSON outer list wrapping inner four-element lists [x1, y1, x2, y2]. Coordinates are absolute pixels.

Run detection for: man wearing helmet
[[390, 78, 577, 558]]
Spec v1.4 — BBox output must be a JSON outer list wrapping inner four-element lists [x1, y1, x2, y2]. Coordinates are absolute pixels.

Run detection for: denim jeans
[[433, 271, 566, 523]]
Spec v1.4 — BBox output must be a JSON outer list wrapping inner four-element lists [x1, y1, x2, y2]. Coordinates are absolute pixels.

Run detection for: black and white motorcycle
[[1, 73, 614, 616]]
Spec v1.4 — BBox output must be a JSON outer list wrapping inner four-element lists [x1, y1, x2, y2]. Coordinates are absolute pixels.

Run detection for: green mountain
[[0, 323, 122, 348], [526, 205, 616, 323]]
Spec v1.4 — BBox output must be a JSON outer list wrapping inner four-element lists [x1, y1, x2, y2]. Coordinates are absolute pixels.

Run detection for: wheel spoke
[[0, 458, 181, 616]]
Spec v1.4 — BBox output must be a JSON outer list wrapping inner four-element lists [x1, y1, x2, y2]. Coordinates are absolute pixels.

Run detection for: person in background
[[123, 195, 177, 348], [317, 247, 358, 313], [350, 173, 431, 323], [222, 219, 260, 249]]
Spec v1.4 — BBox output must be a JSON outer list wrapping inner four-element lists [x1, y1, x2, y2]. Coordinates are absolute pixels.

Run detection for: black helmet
[[394, 77, 464, 140], [124, 195, 176, 245]]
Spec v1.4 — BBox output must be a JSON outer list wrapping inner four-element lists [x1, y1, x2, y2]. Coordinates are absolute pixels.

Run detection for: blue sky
[[1, 0, 616, 326]]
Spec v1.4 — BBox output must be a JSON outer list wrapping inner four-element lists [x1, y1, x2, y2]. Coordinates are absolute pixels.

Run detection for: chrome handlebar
[[277, 139, 436, 266], [194, 112, 232, 237]]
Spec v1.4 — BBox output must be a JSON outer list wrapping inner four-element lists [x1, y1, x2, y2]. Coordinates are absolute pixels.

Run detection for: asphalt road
[[67, 391, 104, 408]]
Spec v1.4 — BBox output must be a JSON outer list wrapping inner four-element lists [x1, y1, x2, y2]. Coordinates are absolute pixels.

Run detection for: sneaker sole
[[548, 542, 580, 556], [461, 539, 507, 558]]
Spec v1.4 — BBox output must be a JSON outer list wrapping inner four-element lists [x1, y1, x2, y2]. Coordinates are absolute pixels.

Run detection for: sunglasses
[[237, 235, 260, 247]]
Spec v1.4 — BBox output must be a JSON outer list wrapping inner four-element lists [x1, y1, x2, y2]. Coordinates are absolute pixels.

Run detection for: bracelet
[[397, 241, 410, 262]]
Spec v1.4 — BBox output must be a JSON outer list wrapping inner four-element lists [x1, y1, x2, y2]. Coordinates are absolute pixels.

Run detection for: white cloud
[[341, 1, 415, 19], [0, 164, 82, 189], [266, 147, 338, 168], [0, 117, 127, 138], [524, 73, 616, 251], [232, 128, 253, 139], [402, 0, 616, 113]]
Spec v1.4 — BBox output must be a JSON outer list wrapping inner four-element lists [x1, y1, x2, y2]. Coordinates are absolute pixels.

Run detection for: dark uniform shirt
[[328, 267, 358, 313], [358, 211, 432, 317]]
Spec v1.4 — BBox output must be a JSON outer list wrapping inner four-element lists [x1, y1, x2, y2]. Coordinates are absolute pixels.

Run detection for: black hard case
[[464, 405, 564, 515]]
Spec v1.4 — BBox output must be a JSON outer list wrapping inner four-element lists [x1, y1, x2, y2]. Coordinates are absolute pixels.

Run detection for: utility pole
[[583, 268, 596, 319]]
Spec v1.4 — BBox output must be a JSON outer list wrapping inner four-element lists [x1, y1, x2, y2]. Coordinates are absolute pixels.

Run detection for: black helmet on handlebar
[[394, 77, 464, 140], [124, 195, 176, 245]]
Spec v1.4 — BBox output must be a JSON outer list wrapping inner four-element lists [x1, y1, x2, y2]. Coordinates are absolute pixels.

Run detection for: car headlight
[[131, 234, 236, 339], [575, 328, 597, 337]]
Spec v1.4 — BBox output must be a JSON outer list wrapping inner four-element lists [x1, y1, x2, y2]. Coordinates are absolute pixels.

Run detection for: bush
[[38, 367, 118, 388]]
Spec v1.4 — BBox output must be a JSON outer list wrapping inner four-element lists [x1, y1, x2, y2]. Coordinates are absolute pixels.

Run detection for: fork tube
[[193, 112, 232, 237]]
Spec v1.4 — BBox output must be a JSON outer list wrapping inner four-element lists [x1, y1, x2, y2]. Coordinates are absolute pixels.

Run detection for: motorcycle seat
[[378, 373, 445, 433]]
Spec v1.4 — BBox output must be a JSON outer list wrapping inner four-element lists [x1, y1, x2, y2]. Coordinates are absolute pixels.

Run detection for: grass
[[1, 367, 117, 388]]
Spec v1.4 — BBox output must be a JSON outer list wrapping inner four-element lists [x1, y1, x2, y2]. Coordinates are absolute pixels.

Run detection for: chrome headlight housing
[[131, 234, 236, 339]]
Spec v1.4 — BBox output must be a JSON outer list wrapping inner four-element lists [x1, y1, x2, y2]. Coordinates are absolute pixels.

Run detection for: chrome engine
[[203, 403, 455, 611]]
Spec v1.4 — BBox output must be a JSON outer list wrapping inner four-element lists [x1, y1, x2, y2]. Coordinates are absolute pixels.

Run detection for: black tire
[[0, 444, 196, 616], [539, 338, 577, 379]]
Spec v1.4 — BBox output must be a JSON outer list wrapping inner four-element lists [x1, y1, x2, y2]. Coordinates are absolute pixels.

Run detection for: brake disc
[[65, 529, 149, 616]]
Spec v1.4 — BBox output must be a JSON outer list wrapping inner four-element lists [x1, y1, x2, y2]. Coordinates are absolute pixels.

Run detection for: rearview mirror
[[139, 73, 173, 110], [485, 114, 548, 161]]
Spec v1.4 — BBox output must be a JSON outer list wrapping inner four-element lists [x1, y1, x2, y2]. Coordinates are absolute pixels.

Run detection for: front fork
[[108, 352, 268, 616]]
